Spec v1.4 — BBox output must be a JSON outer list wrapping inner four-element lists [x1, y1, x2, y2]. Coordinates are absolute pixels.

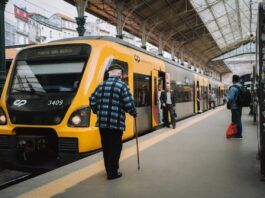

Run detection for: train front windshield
[[9, 44, 91, 95]]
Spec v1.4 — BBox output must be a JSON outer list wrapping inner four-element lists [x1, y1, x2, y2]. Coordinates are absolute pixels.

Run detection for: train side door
[[218, 87, 221, 105], [196, 81, 201, 112], [194, 81, 196, 113], [134, 74, 152, 134], [151, 70, 159, 127], [209, 84, 211, 108]]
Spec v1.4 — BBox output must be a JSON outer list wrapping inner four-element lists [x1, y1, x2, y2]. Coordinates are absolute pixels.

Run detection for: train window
[[201, 86, 207, 100], [171, 81, 193, 103], [134, 74, 151, 107], [11, 60, 85, 93], [9, 44, 91, 94], [104, 59, 128, 84]]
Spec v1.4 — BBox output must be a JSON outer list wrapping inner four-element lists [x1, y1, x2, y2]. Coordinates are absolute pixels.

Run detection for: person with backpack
[[229, 75, 243, 138]]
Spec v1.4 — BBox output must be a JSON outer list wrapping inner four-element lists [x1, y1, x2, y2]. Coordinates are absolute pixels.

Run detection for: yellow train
[[0, 36, 225, 167]]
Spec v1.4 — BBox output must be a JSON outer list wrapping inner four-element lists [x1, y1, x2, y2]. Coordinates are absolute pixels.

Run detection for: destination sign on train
[[33, 46, 82, 58], [17, 45, 91, 60], [36, 48, 74, 57]]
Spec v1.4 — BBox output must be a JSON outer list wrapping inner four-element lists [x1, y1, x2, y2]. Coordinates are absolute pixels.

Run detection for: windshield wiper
[[12, 89, 31, 93], [25, 79, 46, 96], [11, 89, 46, 96]]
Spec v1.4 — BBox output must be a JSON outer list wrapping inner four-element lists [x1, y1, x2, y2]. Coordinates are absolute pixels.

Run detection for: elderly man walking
[[89, 64, 137, 180]]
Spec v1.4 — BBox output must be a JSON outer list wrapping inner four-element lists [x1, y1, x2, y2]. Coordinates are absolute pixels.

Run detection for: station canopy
[[65, 0, 261, 74], [190, 0, 260, 75], [190, 0, 258, 50]]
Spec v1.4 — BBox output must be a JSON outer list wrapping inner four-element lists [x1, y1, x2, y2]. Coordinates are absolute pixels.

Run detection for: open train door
[[194, 81, 196, 113], [218, 86, 221, 105], [196, 81, 201, 113], [151, 70, 159, 127], [209, 84, 212, 108]]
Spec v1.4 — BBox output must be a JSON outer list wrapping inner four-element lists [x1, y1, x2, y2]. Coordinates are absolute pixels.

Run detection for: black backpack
[[233, 85, 251, 107]]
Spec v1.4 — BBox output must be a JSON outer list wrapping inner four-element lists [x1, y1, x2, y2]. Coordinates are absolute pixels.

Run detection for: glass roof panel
[[190, 0, 262, 50], [208, 0, 217, 4], [212, 31, 222, 39], [207, 21, 219, 32], [212, 3, 226, 18], [222, 26, 230, 35], [200, 9, 214, 22], [217, 16, 229, 27], [225, 1, 236, 12], [239, 2, 250, 31]]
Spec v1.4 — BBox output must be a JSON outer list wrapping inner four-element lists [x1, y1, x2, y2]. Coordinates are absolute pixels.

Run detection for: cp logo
[[13, 100, 27, 107], [134, 55, 140, 63]]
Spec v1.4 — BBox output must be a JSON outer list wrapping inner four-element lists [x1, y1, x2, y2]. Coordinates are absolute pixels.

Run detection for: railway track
[[0, 169, 35, 190]]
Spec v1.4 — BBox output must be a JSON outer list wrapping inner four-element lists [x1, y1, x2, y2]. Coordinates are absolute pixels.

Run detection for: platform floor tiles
[[2, 106, 265, 198]]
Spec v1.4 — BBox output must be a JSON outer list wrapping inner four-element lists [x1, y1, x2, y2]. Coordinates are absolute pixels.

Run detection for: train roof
[[51, 36, 222, 83]]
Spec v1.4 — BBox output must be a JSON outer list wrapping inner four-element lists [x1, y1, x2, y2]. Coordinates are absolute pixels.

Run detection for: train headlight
[[68, 107, 90, 127], [0, 108, 7, 125], [71, 115, 81, 125]]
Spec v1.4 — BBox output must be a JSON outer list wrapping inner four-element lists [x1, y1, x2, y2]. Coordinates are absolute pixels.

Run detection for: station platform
[[1, 106, 265, 198]]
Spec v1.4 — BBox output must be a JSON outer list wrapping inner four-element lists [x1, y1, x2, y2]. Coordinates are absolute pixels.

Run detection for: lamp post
[[75, 0, 88, 36], [0, 0, 8, 94], [76, 16, 86, 36]]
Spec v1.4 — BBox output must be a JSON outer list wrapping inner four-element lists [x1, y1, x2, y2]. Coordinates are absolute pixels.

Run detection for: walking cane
[[134, 118, 140, 170]]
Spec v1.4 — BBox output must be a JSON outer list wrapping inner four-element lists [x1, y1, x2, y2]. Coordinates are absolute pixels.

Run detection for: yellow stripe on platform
[[18, 107, 225, 198]]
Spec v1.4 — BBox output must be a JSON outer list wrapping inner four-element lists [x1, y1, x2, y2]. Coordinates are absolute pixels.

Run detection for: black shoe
[[172, 125, 176, 129], [231, 135, 243, 139], [107, 172, 122, 180]]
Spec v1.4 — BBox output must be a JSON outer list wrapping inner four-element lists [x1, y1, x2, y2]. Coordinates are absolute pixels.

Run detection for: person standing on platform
[[223, 92, 228, 104], [210, 90, 216, 109], [229, 75, 243, 138], [160, 83, 176, 129], [89, 64, 137, 180], [209, 90, 212, 108], [158, 84, 163, 124]]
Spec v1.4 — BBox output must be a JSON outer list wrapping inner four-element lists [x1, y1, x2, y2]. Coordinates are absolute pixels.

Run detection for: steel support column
[[175, 43, 182, 64], [76, 17, 86, 36], [158, 33, 164, 56], [75, 0, 88, 36], [116, 2, 124, 39], [0, 0, 8, 94], [180, 47, 185, 63], [141, 22, 147, 49], [171, 41, 176, 61], [257, 3, 265, 180]]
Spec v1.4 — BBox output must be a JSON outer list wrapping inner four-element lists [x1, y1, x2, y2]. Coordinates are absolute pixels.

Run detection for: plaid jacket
[[89, 77, 137, 131]]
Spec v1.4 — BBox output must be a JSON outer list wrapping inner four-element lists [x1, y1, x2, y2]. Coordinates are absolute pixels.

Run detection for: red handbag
[[226, 122, 237, 138]]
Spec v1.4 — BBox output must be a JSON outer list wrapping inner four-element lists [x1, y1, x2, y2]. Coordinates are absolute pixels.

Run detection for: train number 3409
[[48, 100, 64, 106]]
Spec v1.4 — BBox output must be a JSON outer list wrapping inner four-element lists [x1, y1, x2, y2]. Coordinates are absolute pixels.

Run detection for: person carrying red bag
[[227, 75, 243, 139], [226, 122, 237, 138]]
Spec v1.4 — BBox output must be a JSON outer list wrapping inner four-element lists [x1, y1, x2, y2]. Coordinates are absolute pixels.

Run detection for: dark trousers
[[209, 101, 215, 109], [99, 128, 123, 175], [231, 109, 242, 137], [211, 101, 216, 109], [163, 104, 176, 128]]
